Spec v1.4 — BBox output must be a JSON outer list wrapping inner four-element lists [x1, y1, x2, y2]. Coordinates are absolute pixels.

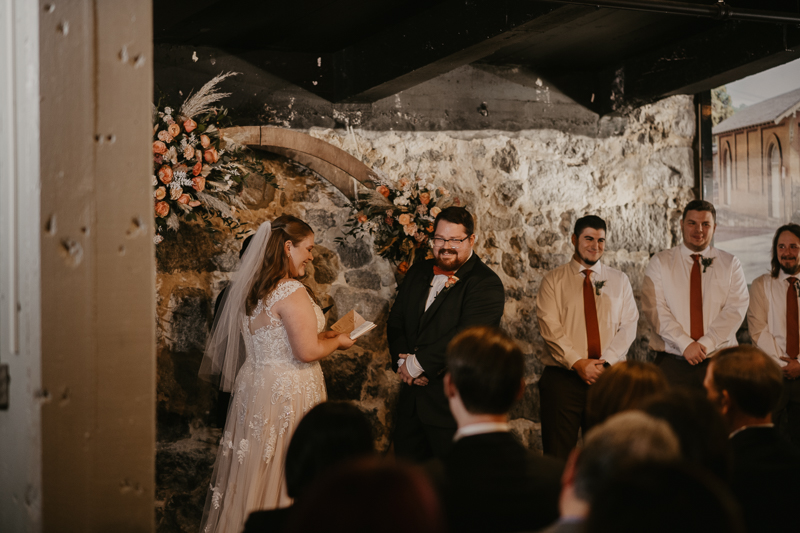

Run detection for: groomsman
[[747, 223, 800, 446], [642, 200, 748, 391], [387, 206, 505, 461], [536, 215, 639, 459]]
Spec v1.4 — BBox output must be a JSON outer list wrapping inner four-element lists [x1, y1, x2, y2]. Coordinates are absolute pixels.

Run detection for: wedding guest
[[387, 206, 505, 461], [438, 326, 563, 533], [242, 401, 375, 533], [536, 215, 639, 459], [642, 200, 748, 391], [704, 345, 800, 533], [747, 223, 800, 446], [585, 360, 668, 429]]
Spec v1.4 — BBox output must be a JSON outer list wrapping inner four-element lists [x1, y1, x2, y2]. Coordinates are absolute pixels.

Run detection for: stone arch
[[220, 126, 377, 201]]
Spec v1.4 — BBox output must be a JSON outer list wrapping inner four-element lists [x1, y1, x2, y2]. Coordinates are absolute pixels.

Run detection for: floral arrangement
[[340, 176, 455, 273], [152, 72, 274, 244]]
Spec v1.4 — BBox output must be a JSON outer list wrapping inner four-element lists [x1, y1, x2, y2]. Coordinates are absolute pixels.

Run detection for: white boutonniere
[[594, 280, 606, 296], [701, 257, 714, 273], [444, 275, 460, 290]]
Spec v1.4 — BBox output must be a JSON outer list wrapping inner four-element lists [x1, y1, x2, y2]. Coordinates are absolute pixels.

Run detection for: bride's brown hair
[[246, 215, 316, 315]]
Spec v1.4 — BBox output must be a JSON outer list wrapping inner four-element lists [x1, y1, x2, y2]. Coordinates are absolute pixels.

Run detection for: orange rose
[[398, 213, 411, 225], [377, 185, 390, 198], [184, 146, 195, 160], [154, 187, 166, 200], [419, 192, 431, 205], [397, 261, 409, 274], [200, 134, 211, 149], [192, 177, 205, 192], [158, 165, 173, 184], [188, 200, 201, 208], [177, 194, 191, 205], [157, 130, 173, 143], [357, 212, 367, 223], [430, 206, 441, 217], [153, 141, 167, 154], [154, 201, 170, 218], [168, 123, 181, 137], [427, 224, 434, 232], [192, 161, 203, 176], [204, 148, 219, 164], [183, 118, 197, 133]]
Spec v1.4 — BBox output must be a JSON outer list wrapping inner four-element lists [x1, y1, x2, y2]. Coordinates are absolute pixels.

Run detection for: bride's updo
[[246, 215, 314, 315]]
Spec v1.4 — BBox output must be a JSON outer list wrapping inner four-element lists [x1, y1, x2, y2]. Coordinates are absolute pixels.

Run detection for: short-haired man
[[439, 326, 563, 533], [536, 215, 639, 459], [747, 223, 800, 446], [642, 200, 748, 391], [704, 345, 800, 533], [388, 206, 505, 461]]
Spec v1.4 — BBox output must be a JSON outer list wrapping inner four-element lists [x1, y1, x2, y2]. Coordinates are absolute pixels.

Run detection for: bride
[[197, 215, 356, 533]]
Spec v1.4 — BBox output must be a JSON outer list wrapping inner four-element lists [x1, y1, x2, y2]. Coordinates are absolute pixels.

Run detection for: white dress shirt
[[453, 421, 510, 442], [642, 244, 749, 357], [748, 271, 800, 368], [536, 259, 639, 369]]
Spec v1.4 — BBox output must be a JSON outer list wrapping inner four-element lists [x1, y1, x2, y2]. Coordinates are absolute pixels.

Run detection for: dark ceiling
[[154, 0, 800, 114]]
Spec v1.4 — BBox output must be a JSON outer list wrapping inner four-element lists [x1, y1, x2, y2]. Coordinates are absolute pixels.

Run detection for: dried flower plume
[[179, 72, 240, 120]]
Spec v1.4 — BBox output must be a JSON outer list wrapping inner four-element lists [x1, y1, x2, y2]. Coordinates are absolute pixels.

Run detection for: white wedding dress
[[199, 280, 327, 533]]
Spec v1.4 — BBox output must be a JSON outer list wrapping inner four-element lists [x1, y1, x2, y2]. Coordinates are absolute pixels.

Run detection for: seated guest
[[243, 401, 374, 533], [642, 389, 732, 483], [704, 345, 800, 533], [438, 325, 564, 533], [586, 462, 743, 533], [284, 457, 446, 533], [585, 360, 669, 428], [540, 411, 680, 533]]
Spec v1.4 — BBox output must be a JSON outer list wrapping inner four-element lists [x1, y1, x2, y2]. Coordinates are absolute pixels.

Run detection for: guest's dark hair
[[285, 458, 446, 533], [574, 215, 607, 238], [710, 346, 783, 418], [586, 361, 668, 429], [586, 462, 744, 533], [682, 199, 716, 222], [284, 401, 374, 498], [770, 224, 800, 278], [643, 389, 732, 483], [433, 206, 475, 236], [446, 326, 524, 415]]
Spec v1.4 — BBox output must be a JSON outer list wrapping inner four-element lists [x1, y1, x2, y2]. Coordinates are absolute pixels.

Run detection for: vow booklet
[[331, 310, 377, 340]]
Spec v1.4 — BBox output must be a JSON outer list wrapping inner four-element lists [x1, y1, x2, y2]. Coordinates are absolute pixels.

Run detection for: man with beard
[[536, 215, 638, 459], [387, 206, 505, 461], [748, 223, 800, 446], [642, 200, 748, 391]]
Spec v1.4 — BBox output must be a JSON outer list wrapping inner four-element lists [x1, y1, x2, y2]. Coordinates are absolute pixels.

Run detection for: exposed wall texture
[[153, 77, 696, 529]]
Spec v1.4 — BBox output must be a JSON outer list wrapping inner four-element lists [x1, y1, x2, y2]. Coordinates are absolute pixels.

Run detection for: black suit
[[387, 254, 504, 460], [440, 432, 563, 533], [730, 426, 800, 533]]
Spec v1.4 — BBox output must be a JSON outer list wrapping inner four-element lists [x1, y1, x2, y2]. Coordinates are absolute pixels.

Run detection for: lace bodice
[[241, 280, 324, 370]]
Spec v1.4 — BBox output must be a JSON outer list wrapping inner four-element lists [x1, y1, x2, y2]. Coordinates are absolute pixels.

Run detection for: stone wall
[[154, 94, 696, 531]]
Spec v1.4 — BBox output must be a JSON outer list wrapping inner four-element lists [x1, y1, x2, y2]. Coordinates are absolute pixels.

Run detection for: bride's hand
[[319, 331, 340, 340], [335, 332, 356, 350]]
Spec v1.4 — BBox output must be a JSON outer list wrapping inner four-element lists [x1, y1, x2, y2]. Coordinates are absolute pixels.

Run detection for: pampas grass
[[179, 72, 240, 120]]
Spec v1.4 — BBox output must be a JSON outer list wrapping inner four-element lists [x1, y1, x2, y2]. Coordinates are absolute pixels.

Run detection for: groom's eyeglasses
[[432, 236, 471, 248]]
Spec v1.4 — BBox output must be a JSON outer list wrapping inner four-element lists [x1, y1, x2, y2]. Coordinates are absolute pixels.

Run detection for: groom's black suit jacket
[[387, 254, 504, 428]]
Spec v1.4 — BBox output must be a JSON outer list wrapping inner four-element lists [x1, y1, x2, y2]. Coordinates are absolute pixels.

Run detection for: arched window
[[768, 138, 783, 219], [722, 142, 732, 206]]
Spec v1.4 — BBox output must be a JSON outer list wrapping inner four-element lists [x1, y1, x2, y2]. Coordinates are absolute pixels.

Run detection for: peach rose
[[168, 123, 181, 137], [155, 201, 170, 218], [403, 223, 417, 236], [170, 187, 183, 200], [153, 141, 167, 154], [154, 187, 166, 200], [188, 200, 201, 208], [184, 146, 195, 160], [397, 261, 409, 274], [398, 213, 411, 225], [158, 165, 173, 184], [357, 212, 368, 224], [438, 186, 449, 196], [157, 130, 173, 143], [376, 185, 390, 198], [192, 161, 203, 176], [183, 118, 197, 133], [192, 177, 205, 192], [399, 178, 409, 188], [429, 206, 441, 217], [203, 148, 219, 164], [200, 134, 211, 149], [419, 192, 431, 205], [177, 194, 191, 205]]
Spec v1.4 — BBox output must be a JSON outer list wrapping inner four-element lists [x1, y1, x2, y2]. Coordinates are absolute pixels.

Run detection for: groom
[[388, 206, 505, 461]]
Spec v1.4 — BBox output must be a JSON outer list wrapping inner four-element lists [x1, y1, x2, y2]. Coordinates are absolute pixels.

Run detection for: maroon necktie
[[582, 270, 602, 359], [788, 277, 799, 359], [690, 254, 704, 341]]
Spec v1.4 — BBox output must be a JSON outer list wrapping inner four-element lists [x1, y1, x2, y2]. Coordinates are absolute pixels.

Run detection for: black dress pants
[[653, 351, 710, 392], [538, 366, 589, 460]]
